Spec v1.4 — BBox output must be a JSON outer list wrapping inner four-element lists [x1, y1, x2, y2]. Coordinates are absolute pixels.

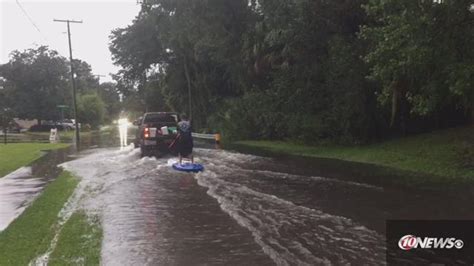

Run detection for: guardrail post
[[214, 133, 221, 149], [214, 133, 221, 144]]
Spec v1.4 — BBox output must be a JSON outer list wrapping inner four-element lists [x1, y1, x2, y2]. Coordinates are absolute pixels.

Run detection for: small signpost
[[49, 128, 60, 143], [57, 105, 69, 121]]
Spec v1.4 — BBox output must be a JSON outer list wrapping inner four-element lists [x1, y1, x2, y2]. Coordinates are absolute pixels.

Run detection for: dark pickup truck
[[134, 112, 179, 157]]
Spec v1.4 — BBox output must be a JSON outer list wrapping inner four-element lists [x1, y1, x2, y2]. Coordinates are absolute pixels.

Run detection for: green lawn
[[0, 143, 70, 177], [49, 212, 102, 266], [0, 171, 79, 265], [237, 126, 474, 184]]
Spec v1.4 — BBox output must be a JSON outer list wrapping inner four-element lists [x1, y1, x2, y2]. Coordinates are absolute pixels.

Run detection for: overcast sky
[[0, 0, 140, 82]]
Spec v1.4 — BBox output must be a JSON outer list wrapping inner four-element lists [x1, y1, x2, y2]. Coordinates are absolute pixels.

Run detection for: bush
[[77, 93, 105, 129]]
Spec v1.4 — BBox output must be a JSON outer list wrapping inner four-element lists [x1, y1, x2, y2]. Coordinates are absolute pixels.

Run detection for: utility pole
[[54, 19, 82, 145]]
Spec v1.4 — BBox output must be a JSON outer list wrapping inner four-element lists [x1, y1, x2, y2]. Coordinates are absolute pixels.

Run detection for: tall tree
[[77, 93, 106, 129], [110, 0, 251, 128], [0, 46, 70, 123], [98, 82, 122, 122], [73, 59, 99, 94], [109, 0, 473, 142], [360, 0, 474, 131]]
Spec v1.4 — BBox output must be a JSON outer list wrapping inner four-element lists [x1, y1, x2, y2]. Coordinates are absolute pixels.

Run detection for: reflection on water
[[0, 167, 41, 231], [0, 148, 72, 231], [118, 118, 129, 149]]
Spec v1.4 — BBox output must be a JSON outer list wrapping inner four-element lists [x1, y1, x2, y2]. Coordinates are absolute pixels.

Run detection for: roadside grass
[[49, 212, 102, 266], [0, 143, 70, 177], [236, 126, 474, 185], [0, 171, 79, 265]]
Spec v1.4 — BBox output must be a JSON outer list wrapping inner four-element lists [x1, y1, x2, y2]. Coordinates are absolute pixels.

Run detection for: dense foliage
[[109, 0, 474, 143], [361, 0, 474, 134], [77, 93, 106, 129], [0, 46, 122, 128], [116, 1, 474, 142], [0, 1, 468, 142], [0, 47, 70, 122]]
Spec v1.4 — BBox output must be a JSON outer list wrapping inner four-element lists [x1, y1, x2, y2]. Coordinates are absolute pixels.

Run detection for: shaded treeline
[[110, 0, 474, 143], [0, 47, 121, 128]]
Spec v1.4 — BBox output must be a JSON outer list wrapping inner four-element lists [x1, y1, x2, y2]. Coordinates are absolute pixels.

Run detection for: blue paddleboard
[[172, 163, 204, 173]]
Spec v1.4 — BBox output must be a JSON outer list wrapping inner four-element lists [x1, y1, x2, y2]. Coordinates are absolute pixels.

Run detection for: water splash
[[195, 170, 385, 265]]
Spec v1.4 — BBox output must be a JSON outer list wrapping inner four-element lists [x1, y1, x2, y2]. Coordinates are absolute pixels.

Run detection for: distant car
[[134, 112, 179, 157], [59, 119, 75, 130]]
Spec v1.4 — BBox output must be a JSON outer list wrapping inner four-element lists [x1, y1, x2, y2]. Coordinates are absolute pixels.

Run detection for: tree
[[109, 0, 472, 143], [77, 93, 106, 129], [360, 0, 474, 131], [98, 82, 122, 122], [110, 0, 251, 128], [228, 0, 375, 142], [73, 59, 100, 94], [0, 46, 70, 123]]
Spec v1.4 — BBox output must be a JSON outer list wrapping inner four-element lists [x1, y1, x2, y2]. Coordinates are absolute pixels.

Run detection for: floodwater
[[0, 167, 38, 230], [0, 148, 71, 231], [2, 125, 473, 264], [58, 143, 474, 265], [0, 126, 132, 232]]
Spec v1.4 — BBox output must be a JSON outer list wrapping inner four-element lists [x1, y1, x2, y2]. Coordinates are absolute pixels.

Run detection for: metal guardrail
[[191, 133, 216, 140], [192, 132, 222, 144]]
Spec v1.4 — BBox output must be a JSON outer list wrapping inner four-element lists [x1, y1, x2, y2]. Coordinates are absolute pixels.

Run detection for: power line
[[15, 0, 48, 42]]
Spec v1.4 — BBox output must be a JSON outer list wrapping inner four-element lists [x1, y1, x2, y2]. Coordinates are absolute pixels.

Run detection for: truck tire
[[140, 147, 149, 157]]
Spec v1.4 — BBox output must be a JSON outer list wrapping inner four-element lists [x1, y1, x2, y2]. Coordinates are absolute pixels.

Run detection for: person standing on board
[[175, 114, 194, 164]]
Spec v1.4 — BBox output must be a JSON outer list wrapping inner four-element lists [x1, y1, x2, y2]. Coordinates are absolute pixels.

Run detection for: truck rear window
[[143, 113, 178, 123]]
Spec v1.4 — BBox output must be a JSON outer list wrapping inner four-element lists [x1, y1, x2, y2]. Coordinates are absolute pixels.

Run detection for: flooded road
[[3, 132, 473, 264], [60, 146, 396, 265], [0, 127, 132, 232], [3, 123, 470, 264], [60, 140, 474, 265]]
